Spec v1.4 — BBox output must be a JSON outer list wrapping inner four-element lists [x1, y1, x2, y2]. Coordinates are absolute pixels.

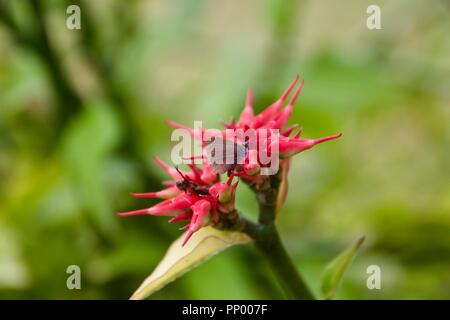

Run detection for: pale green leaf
[[321, 236, 365, 299], [130, 226, 252, 300]]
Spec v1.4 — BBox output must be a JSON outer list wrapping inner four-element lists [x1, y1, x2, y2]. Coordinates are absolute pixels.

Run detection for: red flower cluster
[[168, 75, 341, 181], [118, 157, 238, 245], [119, 76, 341, 244]]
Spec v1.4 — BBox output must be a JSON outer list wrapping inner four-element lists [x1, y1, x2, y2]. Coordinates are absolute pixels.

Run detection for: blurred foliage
[[0, 0, 449, 299]]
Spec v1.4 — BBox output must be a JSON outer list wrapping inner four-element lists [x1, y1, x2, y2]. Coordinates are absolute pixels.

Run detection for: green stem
[[238, 218, 314, 300], [232, 165, 314, 299]]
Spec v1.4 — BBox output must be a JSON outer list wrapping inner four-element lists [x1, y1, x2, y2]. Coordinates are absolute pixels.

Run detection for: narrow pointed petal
[[162, 180, 176, 187], [169, 211, 192, 223], [280, 74, 300, 101], [130, 192, 159, 198], [313, 133, 342, 145], [246, 88, 254, 109], [166, 120, 203, 140], [152, 156, 184, 180], [276, 133, 342, 158], [181, 200, 211, 246], [200, 159, 218, 184], [286, 79, 304, 108], [180, 224, 190, 231], [117, 208, 150, 217], [238, 88, 255, 126], [282, 124, 299, 137], [293, 127, 303, 139], [146, 194, 197, 216], [223, 117, 236, 129], [268, 79, 305, 130], [189, 200, 211, 232], [251, 76, 300, 128], [182, 230, 194, 246], [130, 186, 180, 199], [187, 163, 203, 184]]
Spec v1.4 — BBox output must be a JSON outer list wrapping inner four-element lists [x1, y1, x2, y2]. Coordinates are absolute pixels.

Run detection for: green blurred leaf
[[130, 226, 252, 300], [62, 101, 122, 237], [321, 236, 365, 299]]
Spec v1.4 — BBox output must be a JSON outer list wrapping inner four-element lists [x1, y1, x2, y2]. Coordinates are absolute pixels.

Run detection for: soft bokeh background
[[0, 0, 449, 299]]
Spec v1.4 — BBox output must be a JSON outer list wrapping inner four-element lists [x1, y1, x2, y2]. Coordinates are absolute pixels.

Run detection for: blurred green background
[[0, 0, 449, 299]]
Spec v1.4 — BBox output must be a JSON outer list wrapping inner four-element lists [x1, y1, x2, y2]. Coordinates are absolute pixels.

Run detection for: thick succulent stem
[[237, 217, 314, 300], [229, 165, 314, 299]]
